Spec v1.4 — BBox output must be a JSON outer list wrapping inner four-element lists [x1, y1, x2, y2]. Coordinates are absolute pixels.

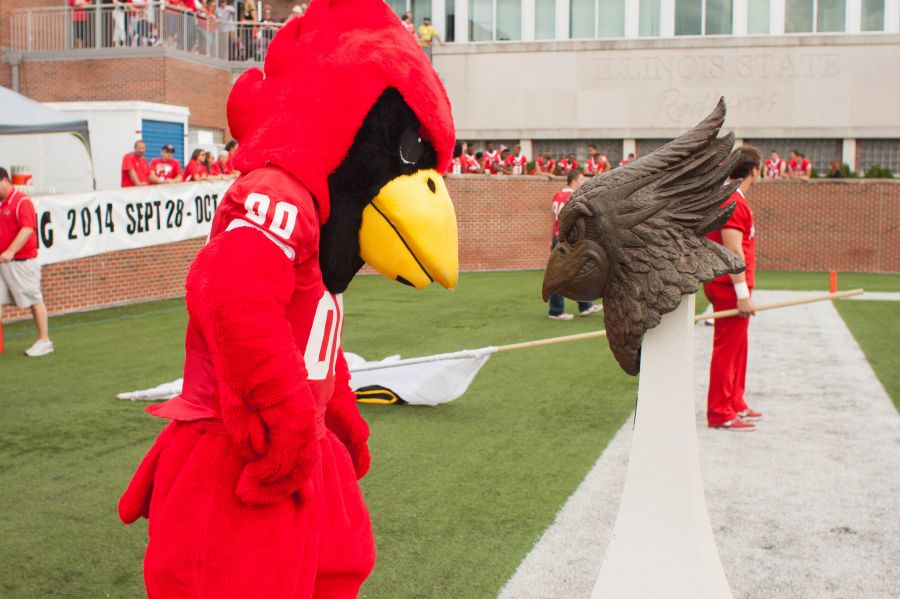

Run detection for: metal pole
[[95, 1, 102, 48]]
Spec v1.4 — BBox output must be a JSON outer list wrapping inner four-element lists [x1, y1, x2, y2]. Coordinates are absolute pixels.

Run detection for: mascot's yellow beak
[[359, 170, 459, 290]]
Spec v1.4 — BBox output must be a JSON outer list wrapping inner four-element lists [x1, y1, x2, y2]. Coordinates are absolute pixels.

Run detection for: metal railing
[[10, 3, 283, 63]]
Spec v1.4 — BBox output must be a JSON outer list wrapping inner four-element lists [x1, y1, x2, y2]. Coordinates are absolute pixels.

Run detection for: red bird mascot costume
[[118, 0, 457, 595]]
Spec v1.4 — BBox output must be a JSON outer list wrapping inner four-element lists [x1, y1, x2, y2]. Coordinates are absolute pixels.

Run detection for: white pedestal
[[591, 294, 732, 599]]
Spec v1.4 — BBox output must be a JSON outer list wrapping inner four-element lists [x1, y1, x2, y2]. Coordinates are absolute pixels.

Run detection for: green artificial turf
[[1, 269, 897, 598], [833, 300, 900, 412], [0, 271, 636, 599]]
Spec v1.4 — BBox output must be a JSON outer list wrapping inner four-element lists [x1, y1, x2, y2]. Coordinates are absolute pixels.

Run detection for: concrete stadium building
[[2, 0, 899, 173]]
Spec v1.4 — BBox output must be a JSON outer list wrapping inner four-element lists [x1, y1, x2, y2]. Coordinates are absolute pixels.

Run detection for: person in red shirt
[[211, 151, 237, 177], [121, 140, 151, 187], [554, 153, 579, 176], [787, 149, 812, 180], [532, 152, 556, 176], [503, 143, 528, 175], [481, 142, 502, 174], [460, 144, 481, 174], [0, 168, 53, 357], [547, 169, 601, 320], [704, 146, 763, 431], [584, 145, 610, 176], [69, 0, 92, 48], [763, 149, 785, 179], [149, 144, 183, 183], [182, 148, 211, 182], [620, 152, 635, 167], [444, 141, 465, 175], [201, 150, 223, 180], [224, 139, 240, 175]]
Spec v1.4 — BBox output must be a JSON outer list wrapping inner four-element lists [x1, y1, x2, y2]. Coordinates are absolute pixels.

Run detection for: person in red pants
[[704, 145, 764, 431]]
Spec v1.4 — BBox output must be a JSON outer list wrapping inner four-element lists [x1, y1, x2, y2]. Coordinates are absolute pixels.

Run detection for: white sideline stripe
[[498, 290, 900, 599]]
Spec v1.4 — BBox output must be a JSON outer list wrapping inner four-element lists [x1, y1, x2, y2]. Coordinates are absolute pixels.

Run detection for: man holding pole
[[704, 146, 763, 430]]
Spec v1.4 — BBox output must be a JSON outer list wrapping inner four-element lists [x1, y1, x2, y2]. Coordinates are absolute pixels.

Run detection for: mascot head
[[228, 0, 457, 293]]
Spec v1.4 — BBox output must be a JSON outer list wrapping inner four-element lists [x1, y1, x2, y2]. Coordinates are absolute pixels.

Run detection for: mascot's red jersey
[[119, 0, 457, 596]]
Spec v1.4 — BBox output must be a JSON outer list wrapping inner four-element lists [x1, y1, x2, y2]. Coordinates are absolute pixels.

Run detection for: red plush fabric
[[129, 422, 374, 598], [227, 0, 455, 215], [120, 169, 377, 596], [190, 227, 323, 505], [326, 350, 371, 479]]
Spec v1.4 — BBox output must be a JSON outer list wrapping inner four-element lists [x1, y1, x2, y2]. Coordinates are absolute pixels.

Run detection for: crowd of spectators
[[67, 0, 298, 61], [120, 139, 239, 188], [446, 142, 832, 181], [445, 142, 630, 177], [762, 149, 813, 180], [67, 3, 440, 60]]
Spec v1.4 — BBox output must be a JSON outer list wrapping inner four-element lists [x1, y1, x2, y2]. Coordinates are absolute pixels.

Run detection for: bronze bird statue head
[[541, 98, 746, 376]]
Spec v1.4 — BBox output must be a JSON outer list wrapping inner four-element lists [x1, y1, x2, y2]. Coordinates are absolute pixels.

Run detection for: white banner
[[32, 180, 235, 265]]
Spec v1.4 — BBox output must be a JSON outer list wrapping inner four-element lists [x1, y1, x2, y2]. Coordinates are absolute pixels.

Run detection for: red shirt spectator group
[[446, 142, 618, 178], [121, 140, 239, 188]]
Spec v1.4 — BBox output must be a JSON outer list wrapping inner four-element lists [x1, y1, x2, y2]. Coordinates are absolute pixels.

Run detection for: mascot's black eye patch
[[399, 127, 425, 165]]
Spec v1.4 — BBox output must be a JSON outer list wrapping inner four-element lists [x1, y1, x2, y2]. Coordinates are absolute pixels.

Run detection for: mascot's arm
[[190, 225, 319, 505], [326, 349, 371, 479]]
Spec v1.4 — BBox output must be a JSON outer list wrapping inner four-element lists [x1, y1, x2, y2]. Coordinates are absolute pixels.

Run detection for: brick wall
[[14, 56, 230, 135], [2, 177, 898, 322]]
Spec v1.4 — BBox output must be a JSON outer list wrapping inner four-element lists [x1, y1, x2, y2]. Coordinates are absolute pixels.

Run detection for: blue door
[[142, 119, 185, 166]]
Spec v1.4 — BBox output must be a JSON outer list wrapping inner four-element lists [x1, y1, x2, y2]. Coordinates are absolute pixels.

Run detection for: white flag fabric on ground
[[116, 379, 183, 401], [116, 349, 495, 406], [346, 348, 495, 406]]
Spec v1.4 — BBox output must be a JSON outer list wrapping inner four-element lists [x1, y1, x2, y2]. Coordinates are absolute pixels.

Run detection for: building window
[[637, 139, 670, 157], [536, 0, 556, 39], [599, 0, 626, 37], [639, 0, 662, 36], [861, 0, 885, 31], [858, 139, 900, 174], [785, 0, 846, 33], [706, 0, 733, 33], [470, 0, 522, 41], [817, 0, 845, 31], [469, 0, 493, 40], [747, 0, 771, 33], [675, 0, 733, 35], [497, 0, 522, 39], [571, 0, 596, 38], [446, 0, 456, 42], [570, 0, 625, 38], [675, 0, 703, 35], [386, 0, 406, 17], [785, 0, 814, 31]]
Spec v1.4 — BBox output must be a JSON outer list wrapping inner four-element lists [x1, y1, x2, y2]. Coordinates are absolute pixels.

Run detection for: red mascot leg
[[123, 422, 375, 599], [311, 431, 376, 598]]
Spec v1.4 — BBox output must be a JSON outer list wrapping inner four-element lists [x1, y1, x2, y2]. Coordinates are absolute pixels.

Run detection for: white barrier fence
[[32, 180, 234, 265]]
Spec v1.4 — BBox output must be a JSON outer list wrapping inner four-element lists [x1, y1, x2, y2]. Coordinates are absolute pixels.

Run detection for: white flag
[[116, 348, 495, 407]]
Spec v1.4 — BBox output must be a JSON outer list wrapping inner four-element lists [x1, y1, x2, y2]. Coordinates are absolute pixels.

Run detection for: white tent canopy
[[0, 86, 95, 190], [0, 86, 91, 141]]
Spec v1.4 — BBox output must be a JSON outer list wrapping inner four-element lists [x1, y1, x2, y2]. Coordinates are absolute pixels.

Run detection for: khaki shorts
[[0, 259, 44, 308]]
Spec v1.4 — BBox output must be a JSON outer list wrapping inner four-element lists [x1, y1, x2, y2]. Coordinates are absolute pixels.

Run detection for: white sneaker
[[579, 304, 603, 317], [25, 339, 54, 357], [548, 313, 574, 321]]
